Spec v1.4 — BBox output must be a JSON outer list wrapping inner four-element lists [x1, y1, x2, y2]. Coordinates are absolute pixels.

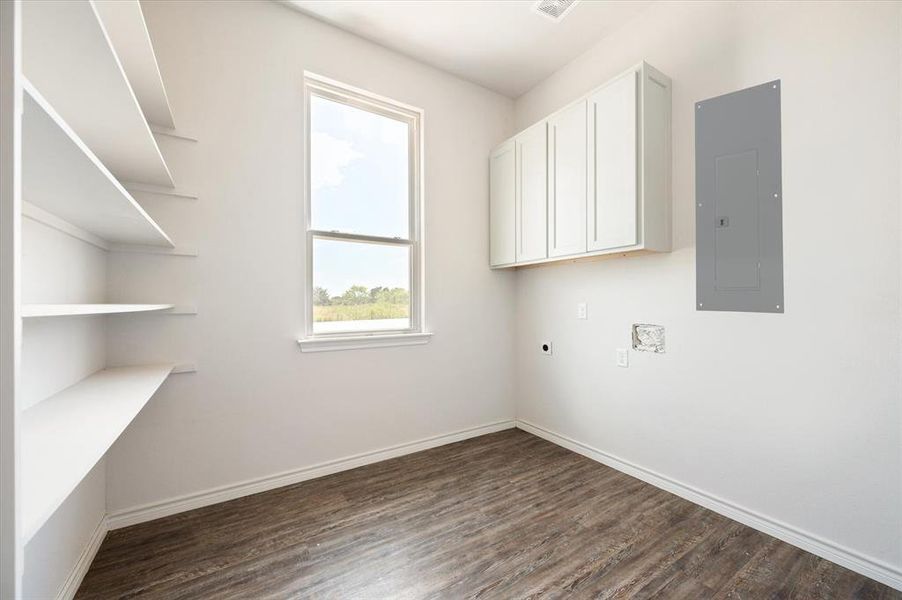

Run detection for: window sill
[[297, 332, 433, 353]]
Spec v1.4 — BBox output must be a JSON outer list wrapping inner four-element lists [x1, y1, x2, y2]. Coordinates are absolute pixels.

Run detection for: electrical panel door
[[696, 80, 783, 313]]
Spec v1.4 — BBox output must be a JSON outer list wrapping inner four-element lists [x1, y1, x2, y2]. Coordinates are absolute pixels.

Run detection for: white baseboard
[[516, 419, 902, 592], [107, 419, 516, 530], [56, 516, 107, 600]]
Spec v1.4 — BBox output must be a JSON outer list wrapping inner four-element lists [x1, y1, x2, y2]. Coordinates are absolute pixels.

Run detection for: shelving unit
[[92, 0, 175, 129], [22, 304, 174, 318], [4, 0, 195, 594], [22, 80, 174, 248], [22, 0, 173, 186], [20, 364, 174, 540]]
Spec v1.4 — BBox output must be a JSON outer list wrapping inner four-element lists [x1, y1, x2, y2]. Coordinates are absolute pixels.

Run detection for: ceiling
[[283, 1, 654, 98]]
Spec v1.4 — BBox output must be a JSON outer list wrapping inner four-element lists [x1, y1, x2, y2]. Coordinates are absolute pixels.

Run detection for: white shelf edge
[[24, 203, 197, 260], [150, 125, 197, 142], [93, 0, 176, 130], [134, 4, 175, 130], [22, 304, 174, 318], [109, 363, 195, 373], [89, 0, 175, 188], [22, 78, 175, 248], [24, 0, 175, 186], [108, 244, 198, 257], [22, 202, 110, 252], [87, 0, 175, 187], [124, 181, 198, 200], [22, 364, 174, 540]]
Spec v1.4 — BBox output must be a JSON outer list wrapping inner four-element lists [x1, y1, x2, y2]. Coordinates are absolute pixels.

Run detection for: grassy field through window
[[312, 285, 409, 322], [313, 303, 409, 322]]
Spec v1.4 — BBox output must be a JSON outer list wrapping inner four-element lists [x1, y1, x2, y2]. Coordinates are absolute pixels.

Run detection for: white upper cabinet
[[548, 100, 587, 258], [489, 141, 515, 266], [515, 122, 548, 263], [588, 70, 637, 251], [489, 62, 671, 269]]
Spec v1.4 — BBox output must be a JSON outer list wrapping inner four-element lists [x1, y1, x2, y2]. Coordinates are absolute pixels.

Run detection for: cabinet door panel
[[588, 70, 638, 251], [548, 101, 587, 258], [489, 141, 515, 266], [515, 124, 547, 262]]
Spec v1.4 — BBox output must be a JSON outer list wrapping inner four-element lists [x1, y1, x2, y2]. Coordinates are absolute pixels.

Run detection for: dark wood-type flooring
[[76, 429, 901, 599]]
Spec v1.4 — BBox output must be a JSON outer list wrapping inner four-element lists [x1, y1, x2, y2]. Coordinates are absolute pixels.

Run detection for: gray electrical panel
[[695, 80, 783, 313]]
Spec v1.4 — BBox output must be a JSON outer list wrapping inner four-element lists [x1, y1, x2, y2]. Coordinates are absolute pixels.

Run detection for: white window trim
[[298, 73, 429, 352], [298, 331, 433, 353]]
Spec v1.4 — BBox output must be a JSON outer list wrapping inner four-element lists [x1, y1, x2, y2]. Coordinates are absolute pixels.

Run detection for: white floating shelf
[[150, 125, 198, 143], [92, 0, 175, 129], [22, 364, 174, 539], [108, 244, 197, 257], [125, 182, 199, 200], [22, 0, 173, 186], [22, 80, 174, 248], [22, 304, 174, 318]]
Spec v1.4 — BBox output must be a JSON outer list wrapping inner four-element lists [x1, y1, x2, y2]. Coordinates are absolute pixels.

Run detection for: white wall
[[21, 219, 107, 412], [513, 0, 902, 581], [104, 0, 517, 513]]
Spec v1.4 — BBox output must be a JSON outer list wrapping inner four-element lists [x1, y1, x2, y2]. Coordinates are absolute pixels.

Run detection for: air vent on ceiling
[[533, 0, 580, 22]]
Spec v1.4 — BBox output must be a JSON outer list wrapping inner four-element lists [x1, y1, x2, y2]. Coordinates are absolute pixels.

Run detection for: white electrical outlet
[[616, 348, 629, 368], [541, 341, 553, 355], [576, 303, 587, 319]]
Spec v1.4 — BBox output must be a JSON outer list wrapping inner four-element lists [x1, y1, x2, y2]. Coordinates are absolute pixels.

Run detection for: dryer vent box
[[695, 80, 784, 313], [632, 324, 665, 353]]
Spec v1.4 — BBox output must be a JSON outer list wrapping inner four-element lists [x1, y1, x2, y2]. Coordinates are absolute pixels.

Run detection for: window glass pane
[[312, 238, 410, 334], [310, 95, 409, 239]]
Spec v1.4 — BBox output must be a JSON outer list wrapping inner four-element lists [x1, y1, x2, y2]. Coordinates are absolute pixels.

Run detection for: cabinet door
[[548, 100, 587, 257], [489, 141, 515, 266], [515, 123, 548, 263], [587, 69, 638, 251]]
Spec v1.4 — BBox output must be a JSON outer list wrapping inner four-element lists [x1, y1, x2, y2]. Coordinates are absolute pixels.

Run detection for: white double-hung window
[[300, 74, 428, 352]]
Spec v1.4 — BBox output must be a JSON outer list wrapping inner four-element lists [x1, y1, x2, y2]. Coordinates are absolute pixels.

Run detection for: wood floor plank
[[75, 429, 902, 599]]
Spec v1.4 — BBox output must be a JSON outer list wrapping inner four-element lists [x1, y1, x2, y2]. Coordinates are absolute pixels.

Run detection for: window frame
[[302, 73, 426, 344]]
